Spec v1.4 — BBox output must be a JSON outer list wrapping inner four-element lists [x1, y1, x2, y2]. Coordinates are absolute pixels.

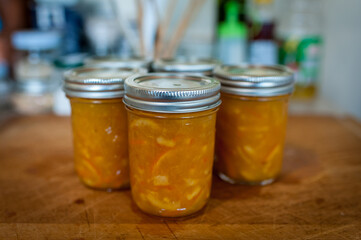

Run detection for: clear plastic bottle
[[277, 0, 323, 99]]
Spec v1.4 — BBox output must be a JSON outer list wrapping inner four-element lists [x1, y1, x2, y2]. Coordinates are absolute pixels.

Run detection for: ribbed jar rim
[[214, 64, 295, 97], [63, 66, 147, 99], [123, 73, 221, 113]]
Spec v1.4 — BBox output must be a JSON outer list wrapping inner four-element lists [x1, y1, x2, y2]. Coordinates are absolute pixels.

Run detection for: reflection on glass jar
[[214, 64, 294, 185], [64, 67, 145, 190], [124, 73, 221, 217]]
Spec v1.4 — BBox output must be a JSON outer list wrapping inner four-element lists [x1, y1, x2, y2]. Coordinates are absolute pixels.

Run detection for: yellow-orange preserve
[[214, 65, 294, 185], [69, 97, 129, 189], [64, 67, 144, 190], [124, 73, 221, 217]]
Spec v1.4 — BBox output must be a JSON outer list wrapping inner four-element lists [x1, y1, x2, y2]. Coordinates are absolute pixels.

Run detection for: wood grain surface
[[0, 115, 360, 240]]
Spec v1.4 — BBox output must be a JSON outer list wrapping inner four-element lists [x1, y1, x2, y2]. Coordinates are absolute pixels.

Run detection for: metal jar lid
[[123, 73, 221, 113], [85, 56, 150, 69], [214, 64, 295, 97], [64, 67, 146, 99], [152, 58, 219, 76]]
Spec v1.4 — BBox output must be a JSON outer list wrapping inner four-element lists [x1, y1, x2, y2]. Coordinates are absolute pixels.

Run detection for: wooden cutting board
[[0, 115, 360, 240]]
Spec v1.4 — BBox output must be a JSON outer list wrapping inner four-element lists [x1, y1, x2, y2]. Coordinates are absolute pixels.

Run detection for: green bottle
[[218, 0, 247, 64]]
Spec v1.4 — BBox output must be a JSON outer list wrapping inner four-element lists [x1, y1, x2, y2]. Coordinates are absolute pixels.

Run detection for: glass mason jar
[[11, 30, 60, 84], [151, 58, 219, 76], [64, 67, 145, 190], [214, 65, 294, 185], [11, 81, 54, 114], [11, 30, 60, 114], [123, 73, 221, 217], [84, 56, 151, 71]]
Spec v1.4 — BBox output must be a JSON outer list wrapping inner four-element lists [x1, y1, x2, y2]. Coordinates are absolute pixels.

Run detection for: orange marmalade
[[127, 108, 217, 217], [64, 67, 144, 190], [69, 97, 129, 189], [214, 65, 294, 185], [124, 73, 221, 217], [216, 93, 289, 184]]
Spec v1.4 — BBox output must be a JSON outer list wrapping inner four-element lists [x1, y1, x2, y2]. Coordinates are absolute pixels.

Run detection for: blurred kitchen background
[[0, 0, 360, 120]]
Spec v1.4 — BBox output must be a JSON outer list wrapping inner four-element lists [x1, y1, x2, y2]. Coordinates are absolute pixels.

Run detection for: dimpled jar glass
[[214, 65, 294, 185], [64, 67, 145, 190], [124, 73, 221, 217]]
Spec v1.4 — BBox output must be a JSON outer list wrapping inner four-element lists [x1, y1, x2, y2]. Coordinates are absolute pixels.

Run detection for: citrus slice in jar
[[152, 144, 207, 176]]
